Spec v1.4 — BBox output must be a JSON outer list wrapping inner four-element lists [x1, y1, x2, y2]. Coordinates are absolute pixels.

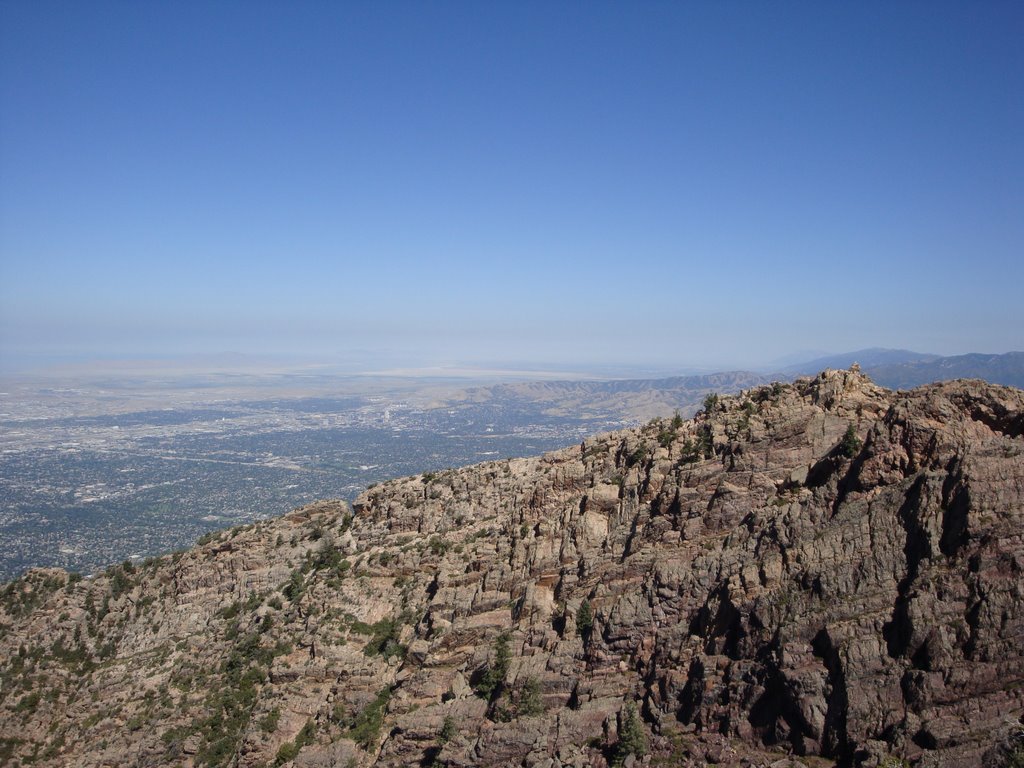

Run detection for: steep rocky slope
[[1, 370, 1022, 768]]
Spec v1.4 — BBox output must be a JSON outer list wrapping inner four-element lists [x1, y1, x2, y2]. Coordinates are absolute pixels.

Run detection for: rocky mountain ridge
[[1, 369, 1022, 768]]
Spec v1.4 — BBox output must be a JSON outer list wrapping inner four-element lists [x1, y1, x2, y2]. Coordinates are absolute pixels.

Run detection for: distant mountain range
[[442, 350, 1024, 422], [784, 349, 1024, 390], [780, 347, 941, 373]]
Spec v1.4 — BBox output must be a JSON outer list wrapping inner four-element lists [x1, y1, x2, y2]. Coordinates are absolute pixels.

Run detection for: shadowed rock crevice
[[940, 465, 971, 557], [676, 657, 708, 728], [884, 474, 930, 660], [812, 628, 850, 762]]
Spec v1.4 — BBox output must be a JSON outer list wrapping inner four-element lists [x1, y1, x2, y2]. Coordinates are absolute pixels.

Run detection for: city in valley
[[0, 367, 632, 580]]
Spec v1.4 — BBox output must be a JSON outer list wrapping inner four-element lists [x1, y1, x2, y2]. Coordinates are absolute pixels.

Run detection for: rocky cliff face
[[1, 370, 1022, 768]]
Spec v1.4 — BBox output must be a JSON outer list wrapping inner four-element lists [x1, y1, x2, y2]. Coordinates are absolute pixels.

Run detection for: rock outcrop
[[1, 370, 1022, 768]]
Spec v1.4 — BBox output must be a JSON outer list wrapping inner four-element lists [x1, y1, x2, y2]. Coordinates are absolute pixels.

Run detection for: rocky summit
[[1, 370, 1023, 768]]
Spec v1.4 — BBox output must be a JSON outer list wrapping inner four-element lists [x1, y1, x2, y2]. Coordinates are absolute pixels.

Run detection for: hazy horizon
[[3, 346, 1023, 383], [2, 3, 1022, 370]]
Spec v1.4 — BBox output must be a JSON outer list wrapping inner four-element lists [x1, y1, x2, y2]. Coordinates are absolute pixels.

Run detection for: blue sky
[[1, 1, 1021, 371]]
